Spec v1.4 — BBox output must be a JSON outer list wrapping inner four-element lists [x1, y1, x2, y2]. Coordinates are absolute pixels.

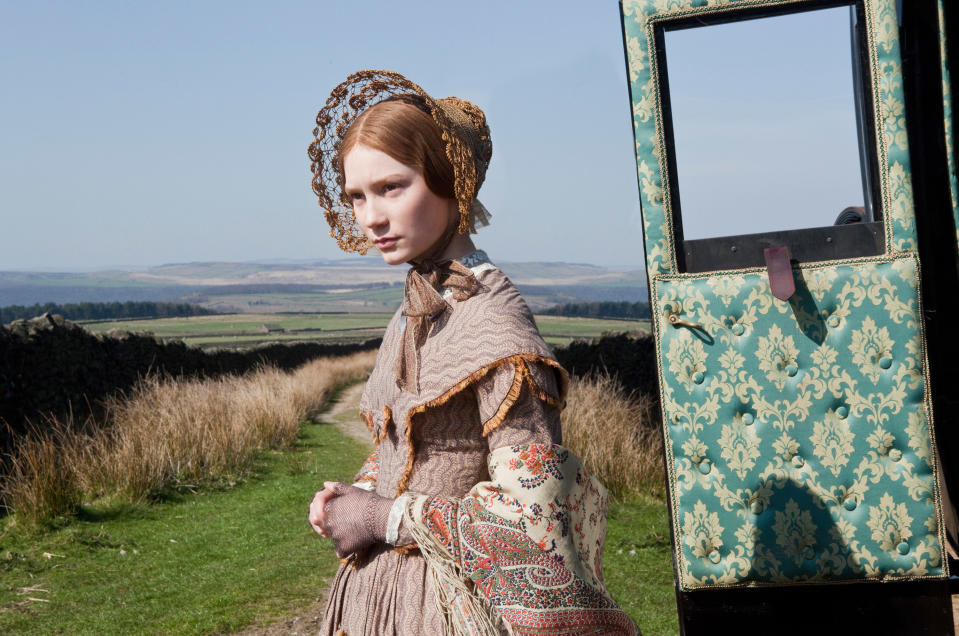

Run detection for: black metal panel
[[681, 221, 884, 272], [676, 580, 954, 636]]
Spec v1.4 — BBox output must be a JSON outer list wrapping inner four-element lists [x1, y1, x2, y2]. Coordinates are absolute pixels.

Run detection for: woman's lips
[[374, 237, 397, 249]]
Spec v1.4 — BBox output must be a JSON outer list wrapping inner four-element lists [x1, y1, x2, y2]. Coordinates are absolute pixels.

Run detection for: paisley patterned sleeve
[[352, 449, 379, 490], [402, 444, 638, 635], [474, 357, 563, 449]]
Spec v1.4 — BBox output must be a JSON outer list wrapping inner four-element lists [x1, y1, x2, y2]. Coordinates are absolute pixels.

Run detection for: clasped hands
[[309, 481, 392, 558]]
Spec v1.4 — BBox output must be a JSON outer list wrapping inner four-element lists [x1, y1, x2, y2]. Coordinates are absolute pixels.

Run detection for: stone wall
[[553, 332, 660, 425], [1, 313, 660, 451], [0, 314, 380, 449]]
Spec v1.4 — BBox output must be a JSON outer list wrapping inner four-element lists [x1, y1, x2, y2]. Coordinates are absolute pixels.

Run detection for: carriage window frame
[[653, 0, 885, 273]]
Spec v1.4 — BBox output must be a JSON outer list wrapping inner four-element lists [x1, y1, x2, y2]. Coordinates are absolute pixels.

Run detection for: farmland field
[[533, 315, 650, 346], [82, 313, 650, 349]]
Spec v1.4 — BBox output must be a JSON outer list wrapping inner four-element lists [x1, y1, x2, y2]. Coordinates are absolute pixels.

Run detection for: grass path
[[0, 381, 677, 634], [228, 382, 372, 636], [0, 388, 372, 635], [231, 381, 679, 635]]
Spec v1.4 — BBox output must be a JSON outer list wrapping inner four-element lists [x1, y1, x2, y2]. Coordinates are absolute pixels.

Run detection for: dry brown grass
[[563, 372, 665, 500], [2, 416, 86, 526], [2, 351, 376, 524], [4, 350, 663, 525]]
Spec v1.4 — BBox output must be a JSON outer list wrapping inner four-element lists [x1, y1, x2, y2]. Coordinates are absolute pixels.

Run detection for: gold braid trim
[[395, 353, 568, 496]]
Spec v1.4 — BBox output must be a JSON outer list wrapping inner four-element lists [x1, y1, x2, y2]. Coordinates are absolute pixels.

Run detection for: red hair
[[337, 96, 455, 200]]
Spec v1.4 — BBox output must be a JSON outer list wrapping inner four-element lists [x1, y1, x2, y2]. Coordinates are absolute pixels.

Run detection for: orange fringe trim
[[379, 406, 392, 442], [393, 543, 420, 556], [395, 353, 568, 496], [361, 407, 394, 444], [360, 410, 373, 431], [361, 409, 374, 433]]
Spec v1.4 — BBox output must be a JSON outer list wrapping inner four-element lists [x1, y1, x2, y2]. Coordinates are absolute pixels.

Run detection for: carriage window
[[658, 2, 884, 272]]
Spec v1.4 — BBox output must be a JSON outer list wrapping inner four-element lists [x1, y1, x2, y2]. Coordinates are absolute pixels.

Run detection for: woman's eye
[[349, 192, 365, 202], [383, 183, 401, 194]]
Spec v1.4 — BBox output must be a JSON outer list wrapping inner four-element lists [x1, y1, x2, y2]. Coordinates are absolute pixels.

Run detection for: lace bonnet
[[309, 70, 493, 254]]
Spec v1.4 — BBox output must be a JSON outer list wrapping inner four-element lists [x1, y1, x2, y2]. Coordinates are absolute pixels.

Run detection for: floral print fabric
[[406, 443, 637, 635]]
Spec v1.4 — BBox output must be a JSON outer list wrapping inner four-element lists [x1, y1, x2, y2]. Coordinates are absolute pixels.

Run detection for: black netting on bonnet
[[308, 70, 492, 254]]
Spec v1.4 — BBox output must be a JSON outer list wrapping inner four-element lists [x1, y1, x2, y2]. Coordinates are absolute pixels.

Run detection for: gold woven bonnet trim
[[308, 70, 493, 254]]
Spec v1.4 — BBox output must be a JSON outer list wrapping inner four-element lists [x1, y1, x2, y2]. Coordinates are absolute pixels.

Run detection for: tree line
[[0, 301, 217, 323], [541, 301, 651, 320]]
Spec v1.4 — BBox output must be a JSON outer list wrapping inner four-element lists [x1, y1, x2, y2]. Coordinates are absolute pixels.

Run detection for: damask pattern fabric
[[652, 255, 945, 588], [621, 0, 946, 593]]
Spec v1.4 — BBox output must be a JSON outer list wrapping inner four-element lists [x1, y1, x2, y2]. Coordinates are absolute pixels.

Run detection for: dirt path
[[227, 383, 370, 636], [315, 382, 373, 447]]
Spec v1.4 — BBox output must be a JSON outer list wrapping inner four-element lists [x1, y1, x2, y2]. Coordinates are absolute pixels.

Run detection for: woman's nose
[[354, 200, 388, 229], [362, 198, 389, 230]]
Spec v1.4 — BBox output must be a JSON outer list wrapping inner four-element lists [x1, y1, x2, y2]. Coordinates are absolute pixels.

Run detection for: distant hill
[[0, 259, 648, 313]]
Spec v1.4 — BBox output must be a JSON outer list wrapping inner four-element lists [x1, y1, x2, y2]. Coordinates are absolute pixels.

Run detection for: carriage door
[[622, 1, 951, 633]]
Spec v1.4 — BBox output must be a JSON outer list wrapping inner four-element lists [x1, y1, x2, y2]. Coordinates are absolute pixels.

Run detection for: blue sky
[[1, 1, 861, 270]]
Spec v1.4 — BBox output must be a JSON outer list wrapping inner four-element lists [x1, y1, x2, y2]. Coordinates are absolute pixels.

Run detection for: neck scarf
[[395, 257, 478, 393]]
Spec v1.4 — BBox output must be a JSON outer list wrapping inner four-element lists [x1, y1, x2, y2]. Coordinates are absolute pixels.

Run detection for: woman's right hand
[[308, 481, 340, 537]]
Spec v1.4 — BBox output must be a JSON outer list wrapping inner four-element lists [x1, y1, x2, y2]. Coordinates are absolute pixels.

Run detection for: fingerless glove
[[322, 482, 393, 558]]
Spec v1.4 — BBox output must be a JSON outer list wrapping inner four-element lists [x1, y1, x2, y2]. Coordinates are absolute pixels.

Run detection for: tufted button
[[843, 497, 857, 512], [742, 413, 755, 425], [889, 448, 902, 462], [693, 371, 705, 385], [750, 501, 764, 515], [732, 324, 745, 336], [792, 455, 805, 468], [879, 355, 893, 370], [836, 406, 849, 419], [708, 549, 721, 564], [827, 315, 841, 328], [897, 541, 910, 555], [673, 413, 682, 424], [801, 546, 815, 561], [785, 363, 799, 377], [698, 459, 712, 475]]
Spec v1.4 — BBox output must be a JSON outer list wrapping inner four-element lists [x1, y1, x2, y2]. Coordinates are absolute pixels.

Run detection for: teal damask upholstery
[[622, 0, 948, 590], [653, 256, 943, 588]]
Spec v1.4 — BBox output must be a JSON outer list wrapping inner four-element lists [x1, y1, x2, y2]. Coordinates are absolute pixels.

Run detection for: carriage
[[620, 1, 959, 632]]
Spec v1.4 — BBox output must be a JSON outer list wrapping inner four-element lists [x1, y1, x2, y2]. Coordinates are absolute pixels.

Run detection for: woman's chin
[[377, 250, 408, 266]]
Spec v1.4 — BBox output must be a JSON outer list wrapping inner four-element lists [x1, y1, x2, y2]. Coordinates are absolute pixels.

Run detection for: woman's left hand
[[308, 481, 340, 537]]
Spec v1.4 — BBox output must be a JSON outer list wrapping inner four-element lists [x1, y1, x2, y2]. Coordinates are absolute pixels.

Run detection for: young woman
[[307, 70, 636, 636]]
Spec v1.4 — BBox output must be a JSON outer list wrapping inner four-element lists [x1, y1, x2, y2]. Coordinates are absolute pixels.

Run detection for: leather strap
[[764, 245, 796, 301]]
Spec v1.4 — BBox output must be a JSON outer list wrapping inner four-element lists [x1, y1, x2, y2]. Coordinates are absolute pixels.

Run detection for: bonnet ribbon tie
[[396, 259, 478, 393]]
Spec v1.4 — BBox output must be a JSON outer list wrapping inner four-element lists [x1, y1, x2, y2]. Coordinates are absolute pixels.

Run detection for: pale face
[[343, 144, 457, 265]]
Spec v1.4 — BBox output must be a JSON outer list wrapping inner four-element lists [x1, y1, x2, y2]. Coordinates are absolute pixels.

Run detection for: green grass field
[[81, 313, 650, 349], [533, 315, 650, 346], [0, 388, 677, 635]]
